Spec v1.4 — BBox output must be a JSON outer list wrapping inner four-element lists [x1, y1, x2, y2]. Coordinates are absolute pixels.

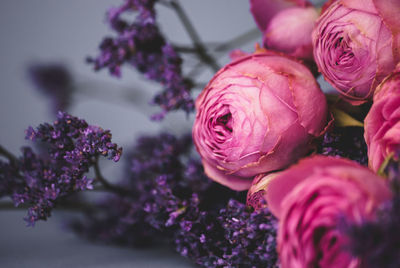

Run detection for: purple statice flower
[[70, 132, 197, 244], [341, 157, 400, 268], [70, 195, 159, 247], [28, 64, 73, 113], [174, 199, 278, 267], [70, 132, 278, 267], [27, 111, 122, 164], [0, 112, 122, 226], [88, 0, 194, 118], [318, 126, 368, 165]]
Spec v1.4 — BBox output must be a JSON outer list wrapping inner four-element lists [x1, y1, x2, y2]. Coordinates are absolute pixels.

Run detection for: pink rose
[[263, 6, 319, 60], [250, 0, 317, 61], [248, 156, 391, 268], [250, 0, 311, 31], [192, 53, 329, 191], [364, 63, 400, 172], [312, 0, 400, 103]]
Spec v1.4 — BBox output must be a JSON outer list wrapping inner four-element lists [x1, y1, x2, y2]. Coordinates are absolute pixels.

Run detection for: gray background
[[0, 1, 256, 267], [0, 0, 325, 267]]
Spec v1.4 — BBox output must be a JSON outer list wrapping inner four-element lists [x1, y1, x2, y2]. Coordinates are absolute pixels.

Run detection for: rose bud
[[250, 0, 311, 31], [249, 156, 391, 268], [263, 6, 319, 60], [250, 0, 317, 61], [312, 0, 400, 104], [364, 63, 400, 172], [192, 52, 329, 191], [247, 173, 278, 210]]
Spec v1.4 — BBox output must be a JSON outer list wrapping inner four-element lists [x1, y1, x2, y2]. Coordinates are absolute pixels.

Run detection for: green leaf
[[330, 107, 364, 127], [377, 152, 395, 177]]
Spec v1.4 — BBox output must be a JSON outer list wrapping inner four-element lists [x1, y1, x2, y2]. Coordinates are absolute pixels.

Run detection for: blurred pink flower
[[192, 52, 328, 191], [250, 156, 391, 268], [313, 0, 400, 103], [263, 6, 318, 60], [250, 0, 311, 31], [364, 63, 400, 172], [250, 0, 317, 61]]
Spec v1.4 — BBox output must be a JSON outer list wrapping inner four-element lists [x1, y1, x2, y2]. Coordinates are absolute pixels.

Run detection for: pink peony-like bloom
[[249, 156, 391, 268], [312, 0, 400, 104], [192, 52, 329, 191], [364, 63, 400, 172], [250, 0, 317, 60]]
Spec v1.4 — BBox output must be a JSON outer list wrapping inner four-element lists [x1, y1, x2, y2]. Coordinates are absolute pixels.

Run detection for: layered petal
[[313, 0, 400, 103], [248, 156, 391, 268], [193, 53, 328, 190], [364, 64, 400, 171]]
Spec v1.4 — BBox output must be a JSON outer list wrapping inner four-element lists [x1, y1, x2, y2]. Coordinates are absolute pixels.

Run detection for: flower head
[[89, 0, 193, 117], [312, 0, 400, 103], [250, 156, 391, 268], [0, 112, 122, 225], [250, 0, 318, 61], [364, 63, 400, 171], [193, 52, 329, 190]]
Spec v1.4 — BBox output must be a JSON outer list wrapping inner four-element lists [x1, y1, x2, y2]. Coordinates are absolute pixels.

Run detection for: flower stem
[[0, 144, 18, 164], [213, 28, 260, 53], [93, 157, 131, 196], [166, 0, 220, 72]]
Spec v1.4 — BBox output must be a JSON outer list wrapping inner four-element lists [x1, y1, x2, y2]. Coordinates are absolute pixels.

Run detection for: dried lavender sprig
[[318, 126, 368, 165], [70, 132, 278, 267], [89, 0, 194, 118], [174, 199, 278, 267], [0, 111, 123, 226]]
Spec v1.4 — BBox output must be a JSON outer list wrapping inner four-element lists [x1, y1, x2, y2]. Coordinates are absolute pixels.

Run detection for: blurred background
[[0, 0, 325, 267], [0, 1, 256, 267]]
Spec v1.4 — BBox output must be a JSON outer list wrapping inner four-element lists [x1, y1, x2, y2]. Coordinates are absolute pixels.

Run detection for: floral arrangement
[[1, 0, 400, 267]]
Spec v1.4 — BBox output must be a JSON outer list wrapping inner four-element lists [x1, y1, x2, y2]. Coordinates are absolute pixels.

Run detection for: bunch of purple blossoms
[[341, 157, 400, 267], [0, 112, 122, 226], [70, 133, 205, 245], [318, 126, 368, 166], [174, 199, 278, 267], [88, 0, 194, 118], [70, 132, 278, 267]]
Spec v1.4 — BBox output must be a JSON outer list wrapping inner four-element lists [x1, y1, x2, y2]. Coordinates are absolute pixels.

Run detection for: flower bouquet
[[1, 0, 400, 267]]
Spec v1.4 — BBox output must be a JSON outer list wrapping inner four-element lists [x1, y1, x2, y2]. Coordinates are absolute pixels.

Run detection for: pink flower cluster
[[192, 0, 400, 267]]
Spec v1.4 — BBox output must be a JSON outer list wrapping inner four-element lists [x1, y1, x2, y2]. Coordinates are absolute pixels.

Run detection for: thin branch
[[0, 144, 18, 164], [213, 28, 260, 53], [172, 45, 198, 53], [166, 0, 220, 72], [93, 157, 131, 196]]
